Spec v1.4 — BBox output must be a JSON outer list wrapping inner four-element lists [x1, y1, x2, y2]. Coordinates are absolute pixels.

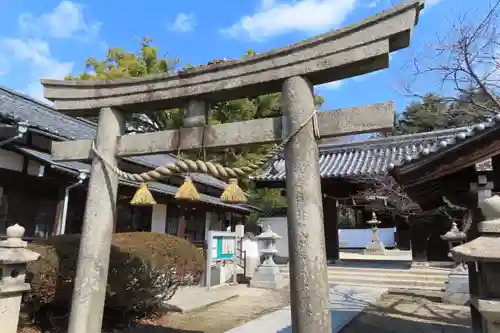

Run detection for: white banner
[[338, 228, 396, 248]]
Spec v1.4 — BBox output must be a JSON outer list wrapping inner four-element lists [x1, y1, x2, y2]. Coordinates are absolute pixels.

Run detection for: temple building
[[0, 86, 259, 244], [389, 116, 500, 332], [254, 127, 474, 263]]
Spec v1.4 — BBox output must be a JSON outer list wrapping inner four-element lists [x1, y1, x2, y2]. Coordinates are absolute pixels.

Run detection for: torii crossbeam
[[42, 2, 424, 333]]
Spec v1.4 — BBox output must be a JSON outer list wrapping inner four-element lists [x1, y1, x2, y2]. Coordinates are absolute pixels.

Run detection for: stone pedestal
[[364, 240, 386, 255], [364, 212, 386, 255], [443, 264, 470, 305], [250, 226, 285, 290], [250, 260, 286, 289], [441, 222, 469, 305], [0, 224, 40, 333]]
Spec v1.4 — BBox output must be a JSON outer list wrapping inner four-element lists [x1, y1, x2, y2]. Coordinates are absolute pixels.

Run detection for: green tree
[[67, 38, 324, 210], [394, 90, 492, 135], [394, 93, 449, 134], [67, 37, 183, 131]]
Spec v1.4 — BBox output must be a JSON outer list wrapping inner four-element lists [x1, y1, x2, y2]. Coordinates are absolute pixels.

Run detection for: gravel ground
[[19, 290, 471, 333], [19, 286, 290, 333], [123, 286, 290, 333]]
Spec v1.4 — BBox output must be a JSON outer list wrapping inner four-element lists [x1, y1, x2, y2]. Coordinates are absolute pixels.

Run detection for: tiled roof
[[13, 146, 257, 213], [388, 114, 500, 170], [253, 127, 472, 182], [0, 86, 227, 190]]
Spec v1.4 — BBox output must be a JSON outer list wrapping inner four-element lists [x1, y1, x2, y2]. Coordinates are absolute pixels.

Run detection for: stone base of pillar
[[443, 264, 470, 306], [471, 297, 500, 332], [364, 240, 386, 255], [411, 261, 430, 268], [327, 259, 343, 265], [0, 292, 23, 333], [250, 262, 286, 290]]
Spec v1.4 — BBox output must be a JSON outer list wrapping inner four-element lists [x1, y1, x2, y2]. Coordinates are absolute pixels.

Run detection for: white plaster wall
[[0, 149, 23, 172], [259, 216, 397, 259], [260, 217, 289, 258], [242, 237, 260, 277], [151, 204, 167, 233]]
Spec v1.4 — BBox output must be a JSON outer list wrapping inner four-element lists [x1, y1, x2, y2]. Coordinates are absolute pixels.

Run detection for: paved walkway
[[224, 285, 388, 333], [167, 284, 247, 313], [342, 294, 471, 333]]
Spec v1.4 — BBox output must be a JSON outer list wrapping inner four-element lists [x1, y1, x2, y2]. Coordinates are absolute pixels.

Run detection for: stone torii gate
[[42, 2, 423, 332]]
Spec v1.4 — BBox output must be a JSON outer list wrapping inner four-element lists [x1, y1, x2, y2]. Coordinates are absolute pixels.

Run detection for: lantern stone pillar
[[0, 224, 40, 333], [441, 222, 469, 305], [452, 195, 500, 332], [250, 225, 285, 289], [467, 173, 493, 332], [364, 212, 386, 255]]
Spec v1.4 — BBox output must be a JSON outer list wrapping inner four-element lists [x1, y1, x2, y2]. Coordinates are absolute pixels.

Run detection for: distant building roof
[[0, 86, 227, 190], [13, 146, 257, 213], [254, 127, 472, 182], [388, 116, 500, 171], [0, 86, 264, 213]]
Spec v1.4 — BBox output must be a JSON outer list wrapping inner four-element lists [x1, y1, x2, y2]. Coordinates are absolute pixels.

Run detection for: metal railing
[[236, 238, 246, 278]]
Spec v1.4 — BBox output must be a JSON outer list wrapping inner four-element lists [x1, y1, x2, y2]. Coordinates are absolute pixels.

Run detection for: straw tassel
[[175, 176, 200, 201], [220, 178, 247, 204], [130, 183, 157, 206]]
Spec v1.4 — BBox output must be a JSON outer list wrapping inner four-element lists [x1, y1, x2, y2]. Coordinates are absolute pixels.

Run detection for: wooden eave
[[391, 126, 500, 190]]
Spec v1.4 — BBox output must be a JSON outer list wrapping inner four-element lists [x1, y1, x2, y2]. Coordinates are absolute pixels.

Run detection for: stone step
[[322, 271, 446, 282], [279, 268, 449, 281], [280, 272, 446, 289], [278, 265, 451, 277], [327, 281, 445, 293]]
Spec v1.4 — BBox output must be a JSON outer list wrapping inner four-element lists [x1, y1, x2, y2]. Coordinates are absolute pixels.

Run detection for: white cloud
[[18, 1, 101, 40], [170, 13, 196, 33], [1, 39, 73, 102], [0, 55, 9, 76], [221, 0, 357, 41]]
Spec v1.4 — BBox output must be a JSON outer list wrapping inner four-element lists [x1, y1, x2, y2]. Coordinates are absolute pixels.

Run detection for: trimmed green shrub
[[24, 232, 204, 326]]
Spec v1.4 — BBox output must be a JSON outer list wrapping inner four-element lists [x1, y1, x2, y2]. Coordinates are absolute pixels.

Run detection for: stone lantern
[[364, 212, 386, 255], [250, 225, 285, 289], [441, 222, 467, 259], [0, 224, 40, 333], [441, 221, 469, 305], [452, 195, 500, 330]]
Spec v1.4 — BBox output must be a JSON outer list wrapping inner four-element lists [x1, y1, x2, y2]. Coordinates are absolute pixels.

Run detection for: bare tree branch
[[345, 174, 471, 231], [398, 0, 500, 116]]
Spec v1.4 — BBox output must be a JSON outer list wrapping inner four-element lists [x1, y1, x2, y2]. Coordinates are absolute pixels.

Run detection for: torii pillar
[[41, 2, 423, 332]]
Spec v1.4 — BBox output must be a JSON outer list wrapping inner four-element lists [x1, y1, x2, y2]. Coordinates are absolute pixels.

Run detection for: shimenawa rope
[[91, 109, 320, 183]]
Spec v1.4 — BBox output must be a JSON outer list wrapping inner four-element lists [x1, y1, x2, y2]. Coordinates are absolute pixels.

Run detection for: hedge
[[24, 232, 204, 327]]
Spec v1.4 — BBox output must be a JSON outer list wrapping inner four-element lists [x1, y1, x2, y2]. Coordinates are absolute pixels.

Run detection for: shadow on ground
[[276, 293, 470, 333], [341, 311, 470, 333], [119, 324, 203, 333]]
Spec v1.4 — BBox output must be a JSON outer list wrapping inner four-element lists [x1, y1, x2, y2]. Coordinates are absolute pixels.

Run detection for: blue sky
[[0, 0, 492, 116]]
